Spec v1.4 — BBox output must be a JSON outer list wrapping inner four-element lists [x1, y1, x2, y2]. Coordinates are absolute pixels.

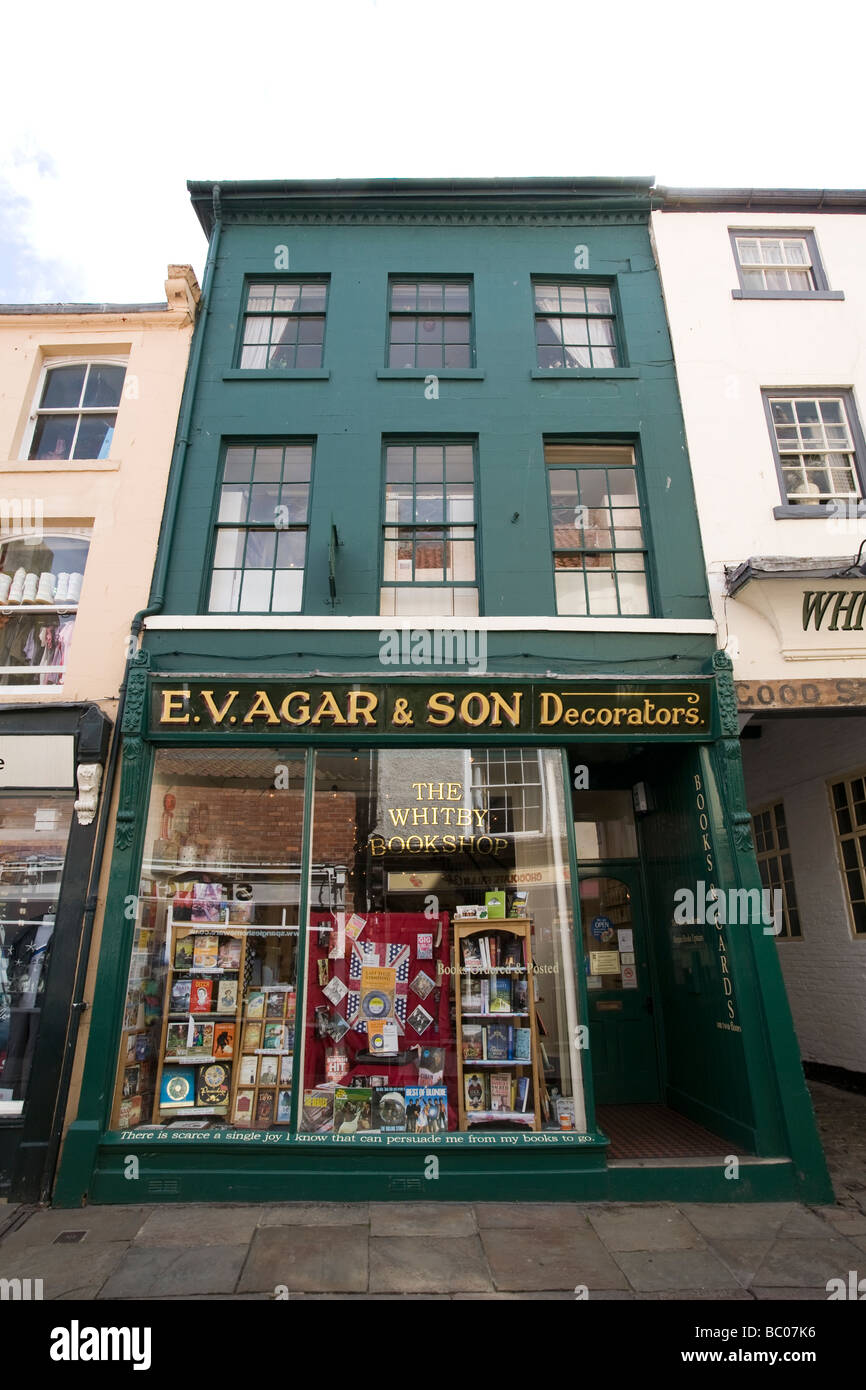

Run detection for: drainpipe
[[42, 187, 223, 1201]]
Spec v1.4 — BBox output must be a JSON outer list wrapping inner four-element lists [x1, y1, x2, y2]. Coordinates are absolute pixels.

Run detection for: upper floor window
[[829, 772, 866, 938], [239, 281, 328, 369], [380, 441, 478, 616], [546, 443, 650, 616], [752, 801, 802, 940], [207, 443, 312, 613], [0, 529, 90, 686], [387, 280, 473, 369], [764, 392, 863, 506], [27, 361, 126, 460], [533, 282, 618, 369], [730, 229, 836, 297]]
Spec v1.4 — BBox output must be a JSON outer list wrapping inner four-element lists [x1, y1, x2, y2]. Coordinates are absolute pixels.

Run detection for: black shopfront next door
[[0, 706, 110, 1201]]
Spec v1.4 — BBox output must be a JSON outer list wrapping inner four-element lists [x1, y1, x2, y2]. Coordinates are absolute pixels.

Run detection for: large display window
[[111, 749, 306, 1131], [111, 744, 586, 1139]]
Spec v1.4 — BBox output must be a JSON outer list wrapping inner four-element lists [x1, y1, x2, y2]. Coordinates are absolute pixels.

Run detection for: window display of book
[[114, 887, 299, 1130], [453, 918, 544, 1133]]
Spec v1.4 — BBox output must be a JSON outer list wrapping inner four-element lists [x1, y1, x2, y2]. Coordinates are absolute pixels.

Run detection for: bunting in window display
[[345, 938, 410, 1034]]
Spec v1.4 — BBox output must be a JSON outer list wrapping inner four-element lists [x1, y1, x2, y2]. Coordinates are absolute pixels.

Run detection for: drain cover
[[53, 1230, 88, 1244]]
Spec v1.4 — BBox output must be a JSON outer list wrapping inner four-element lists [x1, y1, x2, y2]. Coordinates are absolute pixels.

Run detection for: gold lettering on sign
[[200, 690, 239, 725], [346, 690, 378, 725], [374, 781, 498, 856], [161, 689, 190, 724], [310, 691, 347, 726], [426, 692, 455, 725], [540, 692, 563, 726], [243, 690, 280, 725]]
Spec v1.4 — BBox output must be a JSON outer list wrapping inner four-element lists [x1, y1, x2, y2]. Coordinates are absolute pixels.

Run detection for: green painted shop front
[[52, 177, 830, 1204], [52, 666, 832, 1206]]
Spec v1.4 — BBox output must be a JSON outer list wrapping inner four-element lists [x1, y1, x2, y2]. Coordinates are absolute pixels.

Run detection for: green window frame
[[533, 280, 620, 369], [207, 441, 313, 614], [829, 771, 866, 938], [237, 279, 329, 370], [751, 801, 802, 939], [380, 440, 479, 617], [546, 442, 650, 616], [387, 279, 474, 369]]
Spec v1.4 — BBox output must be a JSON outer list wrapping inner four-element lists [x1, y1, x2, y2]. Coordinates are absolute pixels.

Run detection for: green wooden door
[[579, 870, 660, 1105]]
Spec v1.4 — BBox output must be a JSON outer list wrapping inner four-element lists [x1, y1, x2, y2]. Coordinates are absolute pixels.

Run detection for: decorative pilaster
[[115, 651, 151, 852], [712, 649, 755, 862]]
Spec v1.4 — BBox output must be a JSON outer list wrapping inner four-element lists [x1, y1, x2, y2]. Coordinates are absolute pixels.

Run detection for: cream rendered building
[[653, 191, 866, 1084], [0, 267, 200, 1199]]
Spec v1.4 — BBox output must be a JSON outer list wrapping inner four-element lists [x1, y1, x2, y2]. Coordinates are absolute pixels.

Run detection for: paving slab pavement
[[1, 1078, 863, 1300]]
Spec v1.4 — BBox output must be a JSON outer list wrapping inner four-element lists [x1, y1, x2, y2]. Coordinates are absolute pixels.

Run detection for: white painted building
[[652, 190, 866, 1082]]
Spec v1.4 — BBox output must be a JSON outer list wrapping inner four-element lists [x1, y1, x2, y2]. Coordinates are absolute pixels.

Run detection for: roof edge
[[657, 186, 866, 213], [0, 302, 168, 316], [186, 176, 657, 237]]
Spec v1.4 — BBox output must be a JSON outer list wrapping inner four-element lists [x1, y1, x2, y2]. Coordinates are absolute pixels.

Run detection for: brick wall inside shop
[[150, 784, 359, 869], [311, 790, 358, 865]]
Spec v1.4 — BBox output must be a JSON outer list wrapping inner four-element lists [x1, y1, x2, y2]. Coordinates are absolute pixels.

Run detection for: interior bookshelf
[[112, 895, 297, 1130], [454, 918, 544, 1133]]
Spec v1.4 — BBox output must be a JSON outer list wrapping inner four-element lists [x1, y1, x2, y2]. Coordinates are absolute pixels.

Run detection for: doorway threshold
[[597, 1103, 748, 1160], [608, 1155, 789, 1169]]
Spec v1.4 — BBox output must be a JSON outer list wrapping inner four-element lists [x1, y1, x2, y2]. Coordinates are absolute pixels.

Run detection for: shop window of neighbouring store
[[751, 801, 802, 940], [0, 794, 74, 1116], [829, 772, 866, 938], [111, 745, 587, 1139], [0, 531, 90, 685]]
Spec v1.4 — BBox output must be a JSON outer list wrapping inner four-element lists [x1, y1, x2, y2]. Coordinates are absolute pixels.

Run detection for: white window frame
[[20, 356, 128, 462], [827, 769, 866, 940], [0, 526, 92, 686], [750, 800, 802, 941], [735, 235, 816, 292], [765, 392, 863, 505], [466, 748, 548, 840]]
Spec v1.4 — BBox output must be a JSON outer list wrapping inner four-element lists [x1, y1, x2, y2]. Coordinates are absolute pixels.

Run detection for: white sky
[[1, 0, 863, 303]]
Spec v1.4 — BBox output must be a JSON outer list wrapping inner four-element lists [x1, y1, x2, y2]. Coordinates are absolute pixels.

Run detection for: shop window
[[207, 442, 312, 613], [387, 279, 473, 369], [828, 773, 866, 938], [0, 794, 74, 1116], [573, 789, 638, 860], [238, 280, 328, 369], [110, 745, 587, 1138], [26, 360, 126, 460], [533, 281, 619, 369], [751, 801, 802, 940], [299, 748, 585, 1136], [546, 442, 650, 616], [111, 749, 307, 1132], [0, 531, 90, 686], [380, 441, 478, 616], [764, 391, 864, 507]]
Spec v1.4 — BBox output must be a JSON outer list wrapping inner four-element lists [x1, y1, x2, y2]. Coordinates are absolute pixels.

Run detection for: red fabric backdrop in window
[[305, 911, 455, 1125]]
